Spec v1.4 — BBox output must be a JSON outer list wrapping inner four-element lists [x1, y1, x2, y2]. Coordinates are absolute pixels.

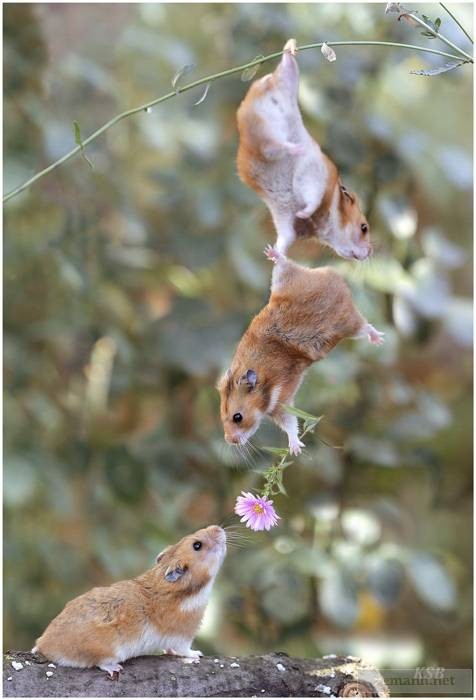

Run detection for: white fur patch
[[180, 579, 214, 613], [267, 385, 282, 414], [114, 624, 191, 662], [55, 656, 89, 669]]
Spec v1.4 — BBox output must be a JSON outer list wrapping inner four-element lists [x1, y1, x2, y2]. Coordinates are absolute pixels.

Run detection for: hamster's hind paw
[[264, 244, 284, 264], [283, 38, 298, 55], [99, 662, 123, 680]]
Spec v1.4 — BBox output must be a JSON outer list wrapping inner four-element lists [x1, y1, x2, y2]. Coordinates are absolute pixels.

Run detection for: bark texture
[[4, 650, 389, 697]]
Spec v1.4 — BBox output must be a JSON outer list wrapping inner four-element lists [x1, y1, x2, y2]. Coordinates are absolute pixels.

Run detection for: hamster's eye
[[193, 541, 202, 551], [361, 223, 369, 235], [233, 413, 243, 423]]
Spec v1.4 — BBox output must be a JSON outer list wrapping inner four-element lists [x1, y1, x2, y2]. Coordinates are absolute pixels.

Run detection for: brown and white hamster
[[218, 246, 383, 454], [32, 526, 226, 676], [236, 39, 371, 260]]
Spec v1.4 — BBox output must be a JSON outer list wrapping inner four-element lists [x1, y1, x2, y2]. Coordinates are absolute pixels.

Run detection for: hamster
[[218, 246, 384, 455], [32, 526, 226, 677], [236, 39, 371, 260]]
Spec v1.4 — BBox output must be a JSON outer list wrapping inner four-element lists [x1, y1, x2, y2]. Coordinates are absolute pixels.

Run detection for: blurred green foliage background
[[4, 2, 472, 671]]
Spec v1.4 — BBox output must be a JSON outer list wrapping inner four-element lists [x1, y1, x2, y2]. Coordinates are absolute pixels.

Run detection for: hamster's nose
[[226, 434, 240, 444], [208, 525, 226, 543]]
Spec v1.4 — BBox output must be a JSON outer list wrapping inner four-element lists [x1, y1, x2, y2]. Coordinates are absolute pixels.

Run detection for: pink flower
[[234, 491, 280, 531]]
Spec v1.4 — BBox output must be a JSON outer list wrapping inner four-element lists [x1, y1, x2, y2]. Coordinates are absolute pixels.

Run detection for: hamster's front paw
[[285, 142, 305, 157], [366, 324, 385, 346], [264, 244, 284, 263], [289, 437, 305, 455]]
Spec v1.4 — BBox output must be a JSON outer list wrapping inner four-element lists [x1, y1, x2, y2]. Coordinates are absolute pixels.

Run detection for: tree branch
[[439, 2, 473, 45], [4, 650, 389, 697], [3, 40, 471, 204]]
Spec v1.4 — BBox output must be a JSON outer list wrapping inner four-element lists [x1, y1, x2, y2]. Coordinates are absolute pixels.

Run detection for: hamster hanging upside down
[[236, 39, 371, 260], [218, 246, 384, 455], [32, 526, 226, 677]]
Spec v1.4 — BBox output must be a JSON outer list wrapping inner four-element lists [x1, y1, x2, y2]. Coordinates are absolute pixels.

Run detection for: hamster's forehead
[[219, 373, 252, 414], [178, 527, 215, 546]]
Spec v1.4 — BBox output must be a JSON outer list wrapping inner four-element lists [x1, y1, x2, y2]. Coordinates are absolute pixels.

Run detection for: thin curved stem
[[408, 12, 473, 60], [439, 2, 473, 44], [3, 40, 470, 204]]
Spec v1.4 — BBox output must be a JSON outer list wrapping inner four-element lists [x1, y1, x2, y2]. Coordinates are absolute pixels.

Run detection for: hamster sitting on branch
[[218, 246, 384, 455], [236, 39, 371, 260], [32, 526, 226, 677]]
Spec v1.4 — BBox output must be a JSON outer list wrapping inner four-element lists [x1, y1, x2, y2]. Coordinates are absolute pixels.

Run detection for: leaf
[[171, 63, 196, 91], [410, 61, 467, 77], [241, 55, 265, 82], [283, 405, 324, 423], [407, 552, 456, 611], [367, 556, 404, 607], [321, 43, 337, 62], [319, 564, 359, 628], [261, 446, 289, 457], [194, 82, 211, 106], [73, 120, 94, 169]]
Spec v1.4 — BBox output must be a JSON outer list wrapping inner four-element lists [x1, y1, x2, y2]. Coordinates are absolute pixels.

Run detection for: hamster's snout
[[207, 525, 226, 543], [206, 525, 227, 555], [352, 243, 373, 260]]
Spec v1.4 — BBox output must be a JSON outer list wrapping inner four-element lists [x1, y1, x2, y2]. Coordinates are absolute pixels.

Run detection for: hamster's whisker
[[236, 443, 255, 468], [247, 439, 262, 457], [220, 514, 238, 528]]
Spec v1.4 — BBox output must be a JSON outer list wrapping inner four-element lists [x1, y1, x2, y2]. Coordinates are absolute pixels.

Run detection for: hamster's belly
[[114, 623, 191, 662]]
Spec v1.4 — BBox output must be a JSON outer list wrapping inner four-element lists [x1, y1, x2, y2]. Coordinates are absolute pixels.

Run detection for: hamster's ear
[[340, 184, 355, 204], [156, 545, 171, 564], [245, 369, 257, 388], [239, 369, 257, 389], [165, 564, 188, 583]]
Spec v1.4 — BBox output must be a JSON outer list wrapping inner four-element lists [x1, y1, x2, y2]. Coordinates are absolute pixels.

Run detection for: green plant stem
[[3, 39, 470, 204], [260, 420, 318, 500], [408, 12, 473, 60], [439, 2, 473, 44]]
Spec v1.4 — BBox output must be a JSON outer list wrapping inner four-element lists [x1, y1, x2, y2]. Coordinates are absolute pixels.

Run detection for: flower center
[[253, 503, 265, 514]]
